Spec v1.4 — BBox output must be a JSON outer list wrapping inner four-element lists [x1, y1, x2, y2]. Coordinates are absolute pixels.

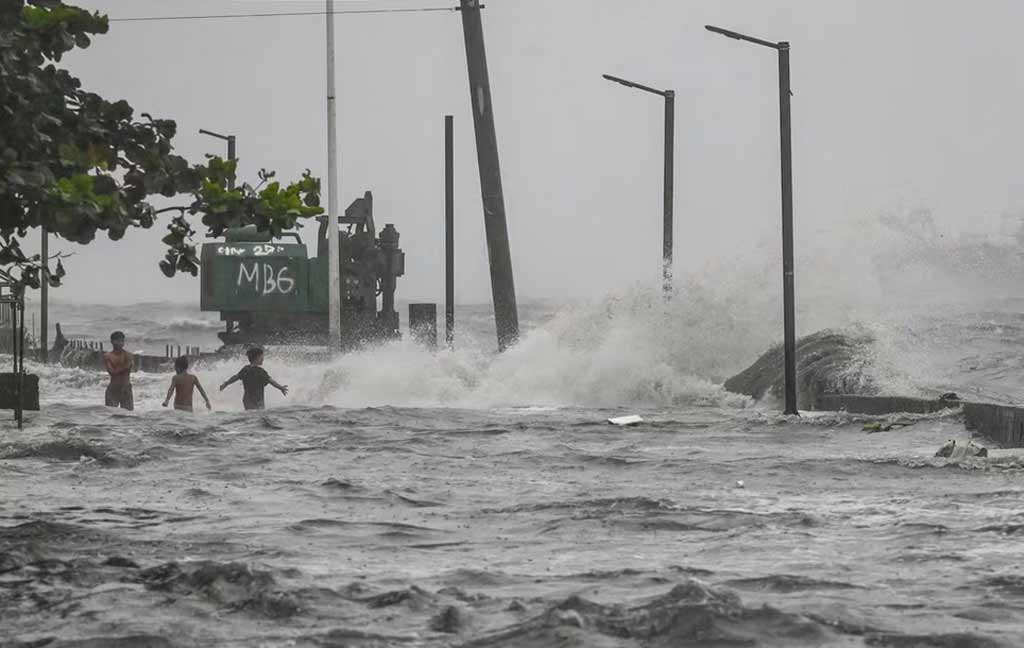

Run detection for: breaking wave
[[20, 204, 1024, 412]]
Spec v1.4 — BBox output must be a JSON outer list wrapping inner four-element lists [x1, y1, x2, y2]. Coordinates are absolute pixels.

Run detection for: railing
[[62, 340, 204, 358], [66, 339, 105, 352]]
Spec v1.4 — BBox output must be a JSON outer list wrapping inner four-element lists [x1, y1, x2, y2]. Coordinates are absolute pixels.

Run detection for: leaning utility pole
[[458, 0, 519, 351], [326, 0, 342, 350]]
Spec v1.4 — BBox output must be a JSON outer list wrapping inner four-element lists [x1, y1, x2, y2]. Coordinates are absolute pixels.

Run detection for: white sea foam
[[20, 206, 1024, 410]]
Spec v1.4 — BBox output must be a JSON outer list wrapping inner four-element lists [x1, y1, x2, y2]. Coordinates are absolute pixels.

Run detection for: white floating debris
[[736, 480, 745, 488], [607, 415, 644, 426]]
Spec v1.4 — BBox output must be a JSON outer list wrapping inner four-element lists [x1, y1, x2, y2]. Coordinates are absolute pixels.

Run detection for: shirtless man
[[103, 330, 134, 411]]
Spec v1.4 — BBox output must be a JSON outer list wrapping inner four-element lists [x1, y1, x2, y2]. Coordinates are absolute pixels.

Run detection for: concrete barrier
[[725, 330, 1024, 448], [0, 373, 39, 411], [963, 402, 1024, 448], [808, 393, 1024, 449], [58, 349, 213, 374], [811, 394, 962, 416]]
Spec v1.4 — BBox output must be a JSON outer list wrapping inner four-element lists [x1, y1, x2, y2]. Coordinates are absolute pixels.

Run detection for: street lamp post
[[705, 24, 798, 416], [602, 74, 675, 299], [198, 128, 237, 190]]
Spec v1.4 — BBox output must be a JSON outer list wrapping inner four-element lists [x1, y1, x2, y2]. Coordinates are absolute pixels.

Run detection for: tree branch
[[153, 206, 187, 216]]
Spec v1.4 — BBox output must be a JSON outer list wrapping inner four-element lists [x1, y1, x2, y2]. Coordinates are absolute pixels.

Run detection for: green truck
[[199, 192, 405, 347]]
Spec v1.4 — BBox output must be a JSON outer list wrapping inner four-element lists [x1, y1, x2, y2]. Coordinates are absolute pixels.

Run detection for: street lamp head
[[602, 73, 630, 88], [199, 128, 231, 142], [602, 73, 667, 97], [705, 25, 742, 40], [704, 24, 781, 50]]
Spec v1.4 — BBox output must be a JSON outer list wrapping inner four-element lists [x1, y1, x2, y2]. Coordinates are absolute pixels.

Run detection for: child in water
[[219, 347, 288, 410], [162, 356, 212, 412], [103, 330, 134, 411]]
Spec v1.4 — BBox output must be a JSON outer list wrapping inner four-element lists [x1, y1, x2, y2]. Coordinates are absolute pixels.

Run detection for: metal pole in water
[[778, 43, 797, 415], [663, 90, 675, 300], [445, 115, 455, 348], [39, 228, 48, 362], [10, 306, 15, 426], [704, 25, 799, 415], [326, 0, 343, 351], [17, 300, 24, 428], [458, 0, 519, 351], [601, 74, 675, 300]]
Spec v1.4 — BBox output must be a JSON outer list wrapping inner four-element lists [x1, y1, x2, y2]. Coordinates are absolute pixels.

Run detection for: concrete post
[[458, 0, 519, 351]]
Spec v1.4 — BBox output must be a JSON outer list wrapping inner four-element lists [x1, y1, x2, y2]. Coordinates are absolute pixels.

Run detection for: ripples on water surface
[[3, 403, 1024, 647], [4, 292, 1024, 646]]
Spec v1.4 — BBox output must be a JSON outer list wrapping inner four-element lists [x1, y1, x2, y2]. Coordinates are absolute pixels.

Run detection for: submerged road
[[2, 403, 1021, 646]]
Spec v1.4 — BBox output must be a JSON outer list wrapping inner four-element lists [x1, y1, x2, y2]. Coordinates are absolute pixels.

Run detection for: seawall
[[811, 394, 961, 416], [725, 330, 1024, 448], [963, 402, 1024, 448], [807, 394, 1024, 449], [57, 348, 219, 373]]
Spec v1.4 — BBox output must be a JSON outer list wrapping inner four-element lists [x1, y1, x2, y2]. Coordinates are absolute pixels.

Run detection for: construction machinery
[[199, 192, 405, 348]]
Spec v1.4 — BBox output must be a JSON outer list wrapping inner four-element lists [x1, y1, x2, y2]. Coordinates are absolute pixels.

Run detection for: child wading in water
[[163, 356, 212, 412], [103, 330, 134, 411], [220, 347, 288, 410]]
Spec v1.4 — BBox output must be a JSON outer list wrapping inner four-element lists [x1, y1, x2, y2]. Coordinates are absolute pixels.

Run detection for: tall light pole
[[445, 115, 455, 348], [602, 73, 675, 299], [705, 24, 797, 415], [325, 0, 342, 350], [198, 128, 236, 190]]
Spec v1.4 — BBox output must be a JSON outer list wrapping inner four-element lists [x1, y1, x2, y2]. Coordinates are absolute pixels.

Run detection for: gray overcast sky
[[34, 0, 1024, 305]]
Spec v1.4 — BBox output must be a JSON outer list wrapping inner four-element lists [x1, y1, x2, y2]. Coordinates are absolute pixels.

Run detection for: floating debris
[[607, 415, 643, 426]]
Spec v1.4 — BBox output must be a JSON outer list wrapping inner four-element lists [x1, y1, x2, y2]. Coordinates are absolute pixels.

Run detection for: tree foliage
[[0, 0, 323, 288]]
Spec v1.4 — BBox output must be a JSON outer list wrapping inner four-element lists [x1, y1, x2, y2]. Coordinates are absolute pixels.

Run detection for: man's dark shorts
[[105, 383, 134, 411]]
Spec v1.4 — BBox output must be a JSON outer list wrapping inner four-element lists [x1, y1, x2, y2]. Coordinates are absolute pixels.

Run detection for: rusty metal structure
[[199, 191, 405, 348]]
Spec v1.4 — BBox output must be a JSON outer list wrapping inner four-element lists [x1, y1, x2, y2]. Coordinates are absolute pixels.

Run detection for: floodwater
[[4, 277, 1024, 645]]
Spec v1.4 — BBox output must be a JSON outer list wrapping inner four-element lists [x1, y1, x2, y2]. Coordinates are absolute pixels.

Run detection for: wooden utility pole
[[458, 0, 519, 351], [326, 0, 342, 350]]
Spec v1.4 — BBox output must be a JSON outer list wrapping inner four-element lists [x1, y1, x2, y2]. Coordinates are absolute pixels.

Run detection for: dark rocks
[[724, 329, 877, 407]]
